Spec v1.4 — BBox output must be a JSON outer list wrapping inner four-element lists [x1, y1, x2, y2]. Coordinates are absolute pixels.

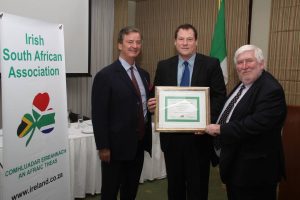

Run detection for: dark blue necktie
[[180, 61, 190, 86]]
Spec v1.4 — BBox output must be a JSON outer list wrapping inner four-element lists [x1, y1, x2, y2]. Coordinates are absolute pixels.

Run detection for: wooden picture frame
[[155, 86, 211, 132]]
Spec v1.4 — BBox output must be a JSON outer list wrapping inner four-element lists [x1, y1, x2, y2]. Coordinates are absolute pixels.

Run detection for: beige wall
[[1, 0, 299, 128], [128, 0, 272, 60], [131, 0, 250, 92], [250, 0, 272, 64], [129, 0, 273, 65], [268, 0, 300, 105], [128, 0, 136, 26]]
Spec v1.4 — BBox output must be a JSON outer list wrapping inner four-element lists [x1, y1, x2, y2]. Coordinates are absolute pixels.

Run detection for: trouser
[[163, 134, 211, 200], [100, 142, 144, 200], [226, 183, 277, 200]]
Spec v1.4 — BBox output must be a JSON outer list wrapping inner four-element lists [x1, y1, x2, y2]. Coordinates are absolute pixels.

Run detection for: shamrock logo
[[17, 92, 55, 146]]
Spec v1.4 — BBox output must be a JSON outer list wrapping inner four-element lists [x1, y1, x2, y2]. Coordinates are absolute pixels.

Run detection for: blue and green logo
[[17, 92, 55, 146]]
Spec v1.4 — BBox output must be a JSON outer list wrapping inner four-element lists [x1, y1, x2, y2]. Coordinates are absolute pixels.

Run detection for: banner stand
[[0, 12, 71, 200]]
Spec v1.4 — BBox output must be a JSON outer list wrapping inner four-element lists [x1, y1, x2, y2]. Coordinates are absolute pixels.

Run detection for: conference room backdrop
[[68, 0, 300, 120], [0, 0, 299, 128]]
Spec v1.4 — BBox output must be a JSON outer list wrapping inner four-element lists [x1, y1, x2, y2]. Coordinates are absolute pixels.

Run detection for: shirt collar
[[241, 82, 253, 88], [119, 56, 136, 71], [178, 54, 196, 67]]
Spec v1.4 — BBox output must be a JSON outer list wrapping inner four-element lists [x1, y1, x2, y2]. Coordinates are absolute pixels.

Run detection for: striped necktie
[[214, 84, 246, 150], [218, 84, 246, 124]]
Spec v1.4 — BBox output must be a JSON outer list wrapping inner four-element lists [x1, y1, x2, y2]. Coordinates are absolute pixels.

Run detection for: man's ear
[[259, 60, 265, 69], [118, 43, 122, 51]]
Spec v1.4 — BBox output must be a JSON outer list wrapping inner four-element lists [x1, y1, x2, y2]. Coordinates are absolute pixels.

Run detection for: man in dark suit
[[91, 26, 152, 200], [205, 44, 287, 200], [148, 24, 226, 200]]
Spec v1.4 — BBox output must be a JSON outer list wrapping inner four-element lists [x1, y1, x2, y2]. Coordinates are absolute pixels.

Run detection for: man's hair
[[174, 24, 198, 40], [117, 26, 142, 44], [234, 44, 264, 64]]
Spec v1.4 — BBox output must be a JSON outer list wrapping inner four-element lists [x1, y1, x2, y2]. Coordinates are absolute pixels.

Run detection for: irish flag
[[210, 0, 228, 84]]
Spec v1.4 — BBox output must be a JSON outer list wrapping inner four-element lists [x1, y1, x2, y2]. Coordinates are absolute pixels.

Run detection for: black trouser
[[226, 184, 277, 200], [100, 142, 144, 200], [163, 134, 211, 200]]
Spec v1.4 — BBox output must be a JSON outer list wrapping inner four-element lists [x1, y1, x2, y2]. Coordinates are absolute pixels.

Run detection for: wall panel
[[135, 0, 250, 92]]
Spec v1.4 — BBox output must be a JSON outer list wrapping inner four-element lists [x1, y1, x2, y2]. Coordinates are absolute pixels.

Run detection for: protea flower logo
[[17, 92, 55, 146]]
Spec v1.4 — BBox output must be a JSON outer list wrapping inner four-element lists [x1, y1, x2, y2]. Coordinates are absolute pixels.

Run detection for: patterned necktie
[[130, 67, 145, 139], [218, 84, 246, 124], [180, 61, 190, 86], [214, 84, 246, 150]]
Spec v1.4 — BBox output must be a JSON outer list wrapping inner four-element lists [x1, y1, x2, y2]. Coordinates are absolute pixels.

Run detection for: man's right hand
[[147, 98, 156, 113], [99, 149, 111, 163]]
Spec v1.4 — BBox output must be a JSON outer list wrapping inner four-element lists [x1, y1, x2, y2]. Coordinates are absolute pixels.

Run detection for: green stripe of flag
[[210, 0, 228, 84], [36, 112, 55, 129]]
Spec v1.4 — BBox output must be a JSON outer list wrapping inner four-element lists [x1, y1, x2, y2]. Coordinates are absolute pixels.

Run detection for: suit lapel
[[169, 57, 179, 86], [115, 60, 137, 97], [230, 72, 265, 119], [191, 54, 201, 86], [230, 85, 248, 119], [137, 67, 149, 98]]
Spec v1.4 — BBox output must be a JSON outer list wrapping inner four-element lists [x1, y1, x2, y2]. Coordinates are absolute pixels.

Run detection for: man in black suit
[[205, 44, 287, 200], [148, 24, 226, 200], [91, 26, 152, 200]]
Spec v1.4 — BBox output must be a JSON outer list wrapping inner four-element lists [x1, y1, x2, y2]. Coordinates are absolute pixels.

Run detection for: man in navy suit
[[92, 26, 152, 200], [205, 44, 287, 200], [148, 24, 226, 200]]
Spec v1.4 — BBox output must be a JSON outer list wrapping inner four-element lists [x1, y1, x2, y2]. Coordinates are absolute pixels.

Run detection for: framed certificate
[[155, 86, 210, 132]]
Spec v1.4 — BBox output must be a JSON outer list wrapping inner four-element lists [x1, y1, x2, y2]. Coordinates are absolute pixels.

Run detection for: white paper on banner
[[0, 12, 71, 200]]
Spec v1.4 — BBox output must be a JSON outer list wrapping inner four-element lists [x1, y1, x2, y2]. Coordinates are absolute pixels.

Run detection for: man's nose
[[182, 39, 188, 45], [241, 60, 247, 68], [240, 60, 248, 69], [131, 43, 137, 48]]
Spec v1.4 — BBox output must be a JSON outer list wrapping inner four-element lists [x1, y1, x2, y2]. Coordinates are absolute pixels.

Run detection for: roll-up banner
[[0, 12, 71, 200]]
